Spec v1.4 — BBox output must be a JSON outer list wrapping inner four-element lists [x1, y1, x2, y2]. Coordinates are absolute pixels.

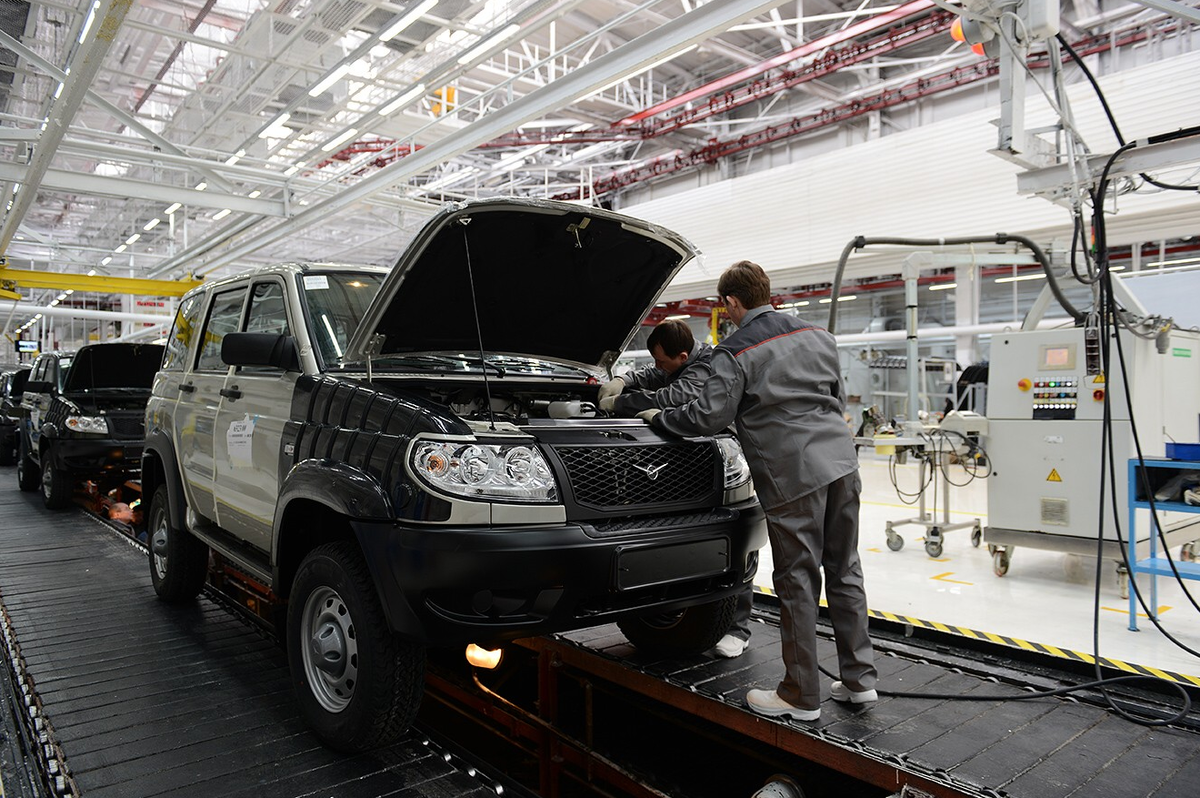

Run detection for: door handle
[[178, 383, 196, 393], [219, 386, 242, 400]]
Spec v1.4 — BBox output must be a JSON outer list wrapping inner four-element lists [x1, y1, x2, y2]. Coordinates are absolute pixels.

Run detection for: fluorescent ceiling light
[[53, 82, 64, 99], [321, 128, 359, 152], [664, 314, 691, 321], [114, 244, 127, 253], [379, 0, 438, 42], [78, 1, 99, 44], [380, 83, 426, 115], [143, 218, 160, 231], [125, 233, 140, 245], [224, 149, 246, 166], [88, 269, 97, 275], [994, 273, 1046, 284], [164, 202, 181, 214], [818, 294, 857, 304], [928, 282, 957, 291], [212, 208, 232, 220], [456, 24, 521, 67], [195, 181, 208, 191], [309, 63, 353, 97], [260, 112, 292, 139], [284, 165, 301, 176], [97, 260, 108, 268], [248, 190, 261, 198], [1147, 255, 1200, 268], [495, 144, 549, 172], [50, 299, 59, 307]]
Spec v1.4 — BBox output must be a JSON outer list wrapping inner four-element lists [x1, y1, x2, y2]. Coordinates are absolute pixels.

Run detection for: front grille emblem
[[631, 462, 668, 481]]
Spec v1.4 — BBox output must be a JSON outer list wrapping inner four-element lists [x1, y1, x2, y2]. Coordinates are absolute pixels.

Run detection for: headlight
[[65, 415, 109, 435], [717, 436, 751, 488], [411, 440, 558, 503]]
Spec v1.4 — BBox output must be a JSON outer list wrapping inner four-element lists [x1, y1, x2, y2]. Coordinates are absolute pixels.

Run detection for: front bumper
[[353, 498, 767, 646], [46, 438, 144, 477]]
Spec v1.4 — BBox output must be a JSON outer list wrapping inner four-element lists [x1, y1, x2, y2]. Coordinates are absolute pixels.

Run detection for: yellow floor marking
[[861, 498, 989, 516], [931, 572, 974, 585], [931, 621, 953, 633], [1013, 638, 1038, 652], [1108, 658, 1139, 674], [958, 628, 981, 639], [1101, 605, 1171, 617], [1145, 665, 1175, 681], [1043, 644, 1068, 658], [865, 547, 883, 552], [984, 631, 1007, 645]]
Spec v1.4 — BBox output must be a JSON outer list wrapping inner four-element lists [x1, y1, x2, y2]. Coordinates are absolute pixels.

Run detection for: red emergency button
[[1018, 378, 1032, 392], [1093, 388, 1105, 401]]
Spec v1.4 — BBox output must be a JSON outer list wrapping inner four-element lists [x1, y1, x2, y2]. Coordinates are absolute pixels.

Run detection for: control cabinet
[[985, 326, 1200, 552]]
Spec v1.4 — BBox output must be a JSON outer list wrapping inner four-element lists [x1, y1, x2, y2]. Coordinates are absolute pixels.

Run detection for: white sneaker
[[746, 689, 820, 721], [713, 634, 748, 658], [830, 680, 878, 704]]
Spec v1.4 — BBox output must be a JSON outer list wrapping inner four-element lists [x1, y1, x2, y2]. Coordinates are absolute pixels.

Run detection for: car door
[[176, 285, 247, 523], [213, 278, 296, 554], [24, 355, 61, 455]]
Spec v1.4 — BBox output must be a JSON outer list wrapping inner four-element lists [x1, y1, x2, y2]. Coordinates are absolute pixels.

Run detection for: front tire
[[288, 542, 425, 752], [148, 484, 208, 602], [618, 594, 738, 658], [41, 451, 71, 509], [16, 435, 38, 492]]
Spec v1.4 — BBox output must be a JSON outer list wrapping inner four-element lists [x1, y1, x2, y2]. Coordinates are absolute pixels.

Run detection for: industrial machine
[[984, 317, 1200, 582]]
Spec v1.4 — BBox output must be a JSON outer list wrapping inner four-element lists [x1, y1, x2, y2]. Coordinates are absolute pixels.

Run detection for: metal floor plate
[[0, 489, 508, 798]]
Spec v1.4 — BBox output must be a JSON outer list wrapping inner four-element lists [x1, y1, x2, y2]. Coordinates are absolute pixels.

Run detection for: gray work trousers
[[767, 470, 876, 709]]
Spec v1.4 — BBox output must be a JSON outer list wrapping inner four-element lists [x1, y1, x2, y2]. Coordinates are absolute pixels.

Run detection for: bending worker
[[597, 318, 713, 417], [640, 260, 877, 721]]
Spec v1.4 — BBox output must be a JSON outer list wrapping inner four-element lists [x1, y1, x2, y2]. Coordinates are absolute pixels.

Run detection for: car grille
[[108, 415, 145, 441], [554, 442, 719, 511]]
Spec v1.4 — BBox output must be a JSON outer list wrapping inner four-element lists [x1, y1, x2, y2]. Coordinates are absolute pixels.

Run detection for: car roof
[[185, 262, 389, 300]]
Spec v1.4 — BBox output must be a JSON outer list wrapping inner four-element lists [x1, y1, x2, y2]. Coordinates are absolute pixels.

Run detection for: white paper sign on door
[[227, 414, 256, 468]]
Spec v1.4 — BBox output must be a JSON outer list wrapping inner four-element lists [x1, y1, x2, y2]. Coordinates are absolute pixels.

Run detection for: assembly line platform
[[2, 481, 1200, 798]]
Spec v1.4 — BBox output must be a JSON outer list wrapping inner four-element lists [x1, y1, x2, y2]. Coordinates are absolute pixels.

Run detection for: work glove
[[636, 408, 661, 424], [598, 378, 625, 402], [598, 395, 618, 413]]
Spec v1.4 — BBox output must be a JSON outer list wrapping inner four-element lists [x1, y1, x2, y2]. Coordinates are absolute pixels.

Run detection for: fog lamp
[[465, 643, 503, 669]]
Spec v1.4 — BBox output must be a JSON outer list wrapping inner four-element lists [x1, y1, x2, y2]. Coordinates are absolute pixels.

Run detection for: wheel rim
[[41, 460, 52, 501], [301, 586, 358, 713], [150, 505, 169, 581]]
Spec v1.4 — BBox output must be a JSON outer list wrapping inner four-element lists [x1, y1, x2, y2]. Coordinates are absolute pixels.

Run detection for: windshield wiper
[[372, 354, 505, 376]]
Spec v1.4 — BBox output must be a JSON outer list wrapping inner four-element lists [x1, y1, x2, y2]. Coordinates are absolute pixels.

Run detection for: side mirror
[[221, 333, 301, 372], [23, 380, 52, 394]]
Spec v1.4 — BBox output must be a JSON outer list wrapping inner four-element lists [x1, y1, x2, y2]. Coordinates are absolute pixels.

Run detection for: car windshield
[[299, 272, 386, 366], [373, 352, 595, 379]]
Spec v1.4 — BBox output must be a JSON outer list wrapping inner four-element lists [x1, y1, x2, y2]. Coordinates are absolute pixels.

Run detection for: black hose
[[827, 234, 1086, 333]]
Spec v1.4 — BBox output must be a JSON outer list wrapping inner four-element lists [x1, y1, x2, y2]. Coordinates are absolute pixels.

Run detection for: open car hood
[[62, 343, 165, 394], [344, 198, 698, 369]]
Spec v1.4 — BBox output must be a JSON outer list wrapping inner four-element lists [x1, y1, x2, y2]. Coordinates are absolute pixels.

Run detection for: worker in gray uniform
[[640, 260, 877, 721], [598, 318, 714, 417], [601, 318, 754, 658]]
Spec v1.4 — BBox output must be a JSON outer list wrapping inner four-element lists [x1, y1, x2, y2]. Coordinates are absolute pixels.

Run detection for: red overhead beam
[[615, 0, 937, 126]]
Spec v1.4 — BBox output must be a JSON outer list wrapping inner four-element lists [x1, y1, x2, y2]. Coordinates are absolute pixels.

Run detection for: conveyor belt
[[0, 488, 516, 798], [529, 609, 1200, 797]]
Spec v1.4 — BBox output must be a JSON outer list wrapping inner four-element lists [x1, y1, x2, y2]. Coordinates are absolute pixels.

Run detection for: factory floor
[[755, 454, 1200, 683]]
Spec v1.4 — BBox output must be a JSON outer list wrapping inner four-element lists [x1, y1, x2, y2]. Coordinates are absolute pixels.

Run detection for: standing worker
[[640, 260, 877, 721]]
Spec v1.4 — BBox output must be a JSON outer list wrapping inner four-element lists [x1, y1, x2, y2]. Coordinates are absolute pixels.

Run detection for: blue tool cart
[[1127, 457, 1200, 631]]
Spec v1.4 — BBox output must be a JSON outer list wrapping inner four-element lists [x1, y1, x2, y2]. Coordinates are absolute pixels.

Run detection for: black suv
[[19, 343, 164, 508], [143, 198, 766, 752], [1, 365, 31, 466]]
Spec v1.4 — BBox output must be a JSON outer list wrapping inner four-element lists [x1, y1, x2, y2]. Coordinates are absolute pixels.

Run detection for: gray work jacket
[[651, 307, 857, 510], [614, 341, 714, 415]]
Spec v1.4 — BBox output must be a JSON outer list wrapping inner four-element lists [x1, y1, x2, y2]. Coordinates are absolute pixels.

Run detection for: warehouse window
[[197, 287, 248, 372]]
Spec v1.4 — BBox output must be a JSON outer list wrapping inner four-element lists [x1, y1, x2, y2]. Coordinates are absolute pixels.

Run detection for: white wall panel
[[625, 53, 1200, 303]]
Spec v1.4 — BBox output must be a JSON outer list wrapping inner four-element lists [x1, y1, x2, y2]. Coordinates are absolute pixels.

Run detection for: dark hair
[[717, 260, 771, 309], [647, 318, 694, 358]]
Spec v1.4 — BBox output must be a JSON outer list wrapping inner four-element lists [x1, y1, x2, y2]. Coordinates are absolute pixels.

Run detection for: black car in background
[[0, 365, 32, 466], [19, 343, 164, 508]]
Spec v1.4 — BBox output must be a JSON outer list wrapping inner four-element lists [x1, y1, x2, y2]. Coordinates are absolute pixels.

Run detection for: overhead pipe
[[826, 235, 1086, 335]]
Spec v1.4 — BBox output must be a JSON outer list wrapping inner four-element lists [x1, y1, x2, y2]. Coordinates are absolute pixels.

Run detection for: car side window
[[162, 295, 201, 372], [241, 281, 292, 373], [32, 358, 45, 383], [196, 287, 248, 372]]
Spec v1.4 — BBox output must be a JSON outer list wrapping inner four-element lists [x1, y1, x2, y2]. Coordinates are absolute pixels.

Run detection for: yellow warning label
[[1047, 468, 1063, 482], [1093, 374, 1106, 384]]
